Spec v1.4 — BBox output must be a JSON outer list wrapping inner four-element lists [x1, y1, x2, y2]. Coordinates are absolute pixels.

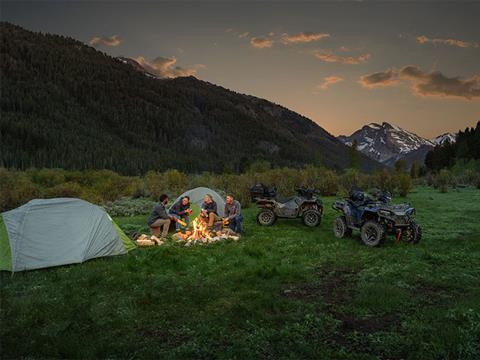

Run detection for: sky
[[1, 0, 479, 138]]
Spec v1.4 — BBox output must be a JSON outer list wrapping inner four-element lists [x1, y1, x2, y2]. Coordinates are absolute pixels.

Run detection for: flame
[[187, 216, 212, 241], [173, 215, 240, 246]]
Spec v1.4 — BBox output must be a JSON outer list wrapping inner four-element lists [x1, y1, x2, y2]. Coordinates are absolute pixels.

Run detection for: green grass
[[1, 186, 480, 359]]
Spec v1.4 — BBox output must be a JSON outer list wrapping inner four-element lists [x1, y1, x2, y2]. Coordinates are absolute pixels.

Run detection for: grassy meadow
[[1, 186, 480, 359]]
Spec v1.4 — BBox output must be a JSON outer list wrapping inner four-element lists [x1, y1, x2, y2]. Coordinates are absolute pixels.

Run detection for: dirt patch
[[337, 313, 399, 333], [282, 264, 401, 353], [281, 266, 358, 305], [282, 283, 323, 302], [316, 267, 358, 307], [413, 282, 458, 307]]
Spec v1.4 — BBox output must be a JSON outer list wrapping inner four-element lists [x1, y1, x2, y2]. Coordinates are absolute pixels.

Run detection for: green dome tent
[[169, 187, 226, 217], [0, 198, 135, 272]]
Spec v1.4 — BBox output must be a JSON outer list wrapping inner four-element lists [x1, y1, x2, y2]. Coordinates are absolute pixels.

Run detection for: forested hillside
[[0, 22, 380, 174], [425, 122, 480, 171]]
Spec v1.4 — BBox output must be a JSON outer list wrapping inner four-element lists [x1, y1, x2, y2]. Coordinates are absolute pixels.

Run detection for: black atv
[[250, 184, 323, 227], [332, 189, 422, 246]]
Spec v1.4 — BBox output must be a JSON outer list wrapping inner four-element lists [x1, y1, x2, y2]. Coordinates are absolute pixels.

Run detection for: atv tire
[[303, 209, 321, 227], [333, 216, 352, 238], [360, 220, 386, 247], [401, 221, 422, 244], [257, 209, 277, 226]]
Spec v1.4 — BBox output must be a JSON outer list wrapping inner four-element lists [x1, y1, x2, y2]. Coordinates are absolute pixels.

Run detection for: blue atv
[[332, 190, 422, 247]]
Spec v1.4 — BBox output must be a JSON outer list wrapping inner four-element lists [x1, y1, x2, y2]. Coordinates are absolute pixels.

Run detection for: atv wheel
[[401, 221, 422, 244], [360, 221, 386, 247], [257, 209, 277, 226], [333, 216, 352, 238], [303, 209, 321, 227]]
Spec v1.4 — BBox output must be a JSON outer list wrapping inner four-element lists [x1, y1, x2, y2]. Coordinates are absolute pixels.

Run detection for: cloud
[[359, 69, 399, 88], [238, 32, 250, 38], [314, 50, 371, 64], [416, 35, 479, 48], [250, 37, 274, 49], [359, 65, 480, 100], [281, 32, 330, 44], [89, 35, 121, 47], [134, 56, 205, 78], [318, 76, 344, 90], [400, 66, 480, 99]]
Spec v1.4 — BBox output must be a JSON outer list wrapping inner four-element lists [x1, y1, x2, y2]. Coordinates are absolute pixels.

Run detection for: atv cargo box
[[250, 184, 277, 202]]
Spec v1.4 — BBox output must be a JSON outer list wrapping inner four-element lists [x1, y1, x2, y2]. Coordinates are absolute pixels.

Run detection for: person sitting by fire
[[147, 194, 172, 239], [200, 194, 220, 229], [224, 194, 243, 235], [169, 196, 192, 232]]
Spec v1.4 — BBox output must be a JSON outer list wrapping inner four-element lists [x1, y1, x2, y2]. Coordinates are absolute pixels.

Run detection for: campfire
[[173, 215, 240, 246]]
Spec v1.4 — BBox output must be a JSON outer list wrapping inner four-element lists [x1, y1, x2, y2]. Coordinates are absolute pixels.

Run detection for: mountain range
[[338, 122, 456, 167], [0, 22, 381, 175]]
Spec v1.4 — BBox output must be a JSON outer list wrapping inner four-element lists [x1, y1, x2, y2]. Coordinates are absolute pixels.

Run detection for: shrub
[[247, 161, 271, 174], [103, 197, 156, 217], [434, 169, 454, 193], [145, 171, 164, 199], [317, 170, 339, 196], [341, 168, 362, 191], [163, 169, 188, 195], [44, 182, 83, 198], [27, 168, 66, 188], [0, 169, 40, 211], [397, 174, 412, 197]]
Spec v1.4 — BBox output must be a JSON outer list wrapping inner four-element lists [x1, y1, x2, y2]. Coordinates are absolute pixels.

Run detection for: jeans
[[170, 214, 190, 231], [228, 214, 244, 235]]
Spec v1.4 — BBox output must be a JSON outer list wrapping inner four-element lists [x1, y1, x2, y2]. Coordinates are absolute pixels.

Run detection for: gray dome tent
[[170, 187, 226, 217], [0, 198, 135, 272]]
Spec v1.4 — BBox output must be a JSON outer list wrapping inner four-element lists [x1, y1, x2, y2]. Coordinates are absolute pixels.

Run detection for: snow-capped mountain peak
[[338, 122, 434, 165], [431, 133, 456, 145]]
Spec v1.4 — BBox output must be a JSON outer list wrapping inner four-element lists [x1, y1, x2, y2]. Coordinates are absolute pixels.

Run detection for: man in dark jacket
[[224, 194, 243, 234], [147, 194, 171, 238], [201, 194, 220, 229], [169, 196, 192, 231]]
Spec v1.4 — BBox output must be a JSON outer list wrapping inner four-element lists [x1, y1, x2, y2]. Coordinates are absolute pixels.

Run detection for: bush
[[340, 168, 369, 193], [163, 169, 188, 195], [44, 182, 83, 198], [0, 168, 40, 211], [27, 168, 66, 188], [397, 174, 412, 197], [434, 169, 454, 193], [317, 170, 338, 196], [103, 197, 156, 217], [374, 169, 396, 194]]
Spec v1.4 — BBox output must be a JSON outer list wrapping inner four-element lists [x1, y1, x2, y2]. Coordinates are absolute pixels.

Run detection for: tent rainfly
[[0, 198, 135, 272], [169, 187, 226, 217]]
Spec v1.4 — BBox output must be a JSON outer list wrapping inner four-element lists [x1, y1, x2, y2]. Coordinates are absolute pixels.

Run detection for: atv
[[250, 184, 323, 227], [332, 189, 421, 246]]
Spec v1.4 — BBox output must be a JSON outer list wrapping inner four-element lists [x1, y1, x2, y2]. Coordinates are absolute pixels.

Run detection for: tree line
[[425, 122, 480, 172]]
